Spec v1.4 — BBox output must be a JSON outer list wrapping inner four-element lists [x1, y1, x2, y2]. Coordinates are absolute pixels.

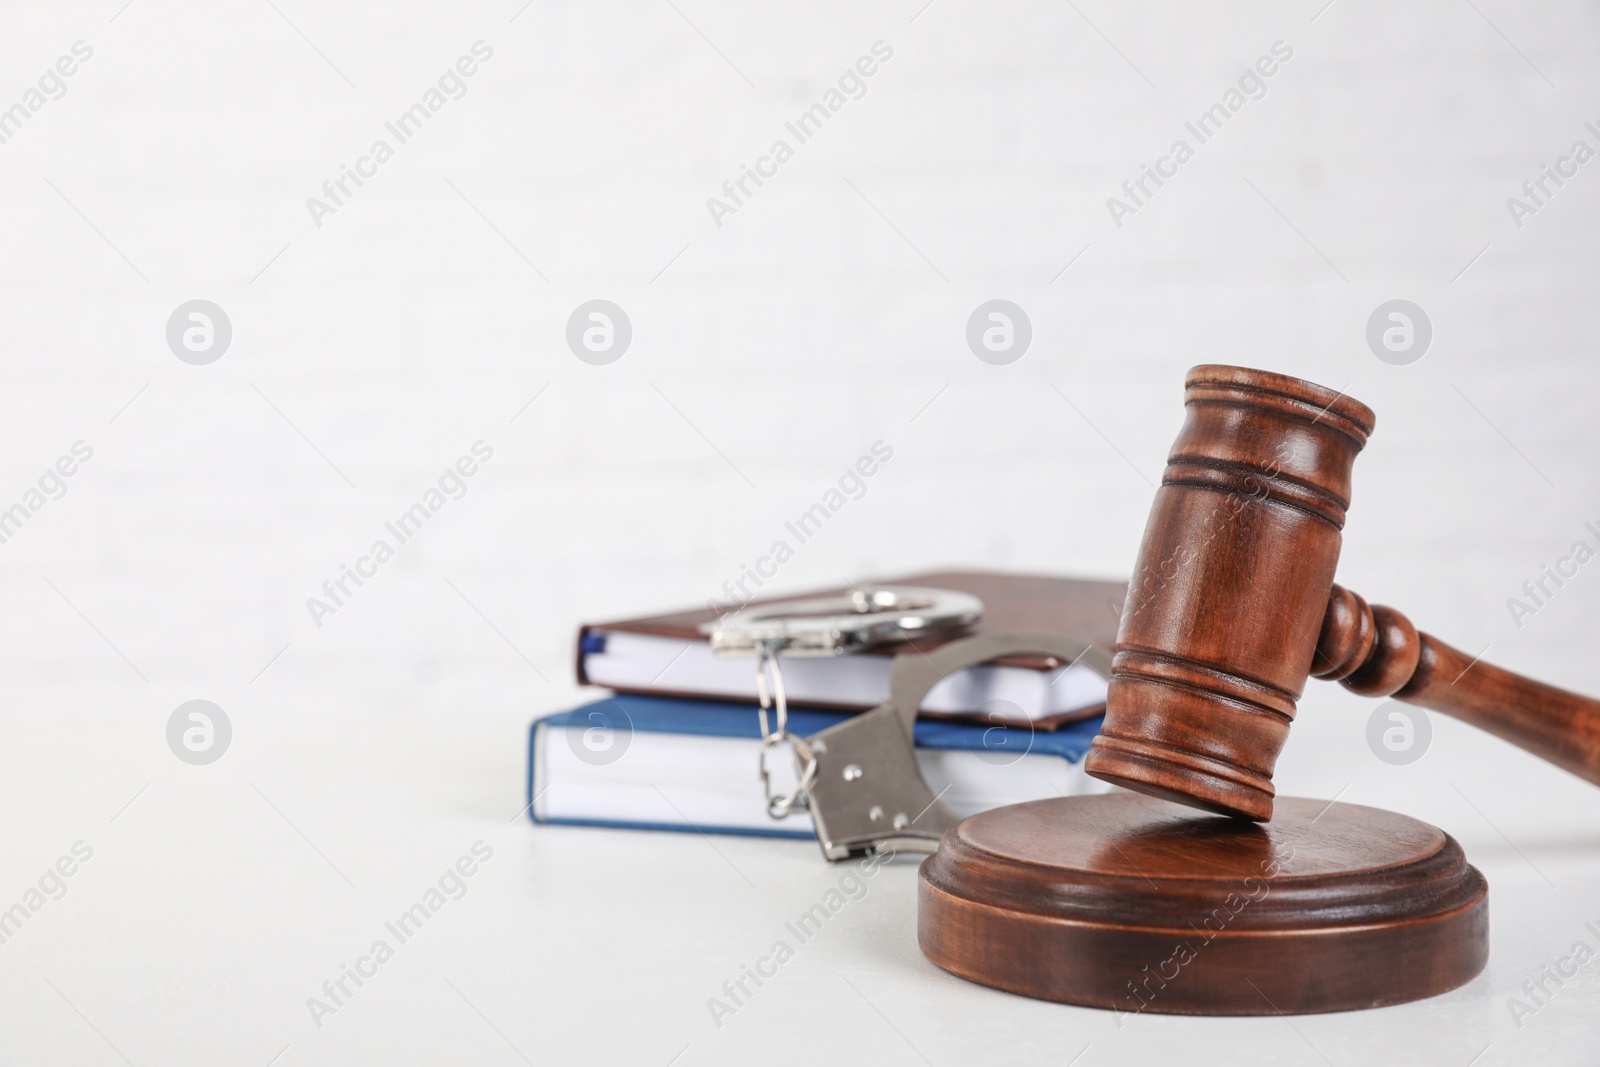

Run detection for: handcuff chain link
[[755, 641, 817, 818]]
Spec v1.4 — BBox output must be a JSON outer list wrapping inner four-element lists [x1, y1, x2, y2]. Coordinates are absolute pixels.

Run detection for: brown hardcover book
[[576, 570, 1127, 728]]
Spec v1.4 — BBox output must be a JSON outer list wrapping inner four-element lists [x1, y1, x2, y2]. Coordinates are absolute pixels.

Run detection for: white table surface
[[5, 678, 1600, 1067]]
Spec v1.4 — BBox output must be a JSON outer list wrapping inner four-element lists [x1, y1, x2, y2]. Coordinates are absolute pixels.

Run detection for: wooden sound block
[[918, 793, 1488, 1015]]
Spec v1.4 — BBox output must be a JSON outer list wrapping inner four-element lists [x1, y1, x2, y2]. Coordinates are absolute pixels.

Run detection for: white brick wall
[[0, 0, 1596, 791]]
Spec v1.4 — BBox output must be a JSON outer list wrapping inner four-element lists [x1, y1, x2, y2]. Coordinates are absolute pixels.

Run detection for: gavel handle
[[1314, 584, 1600, 786]]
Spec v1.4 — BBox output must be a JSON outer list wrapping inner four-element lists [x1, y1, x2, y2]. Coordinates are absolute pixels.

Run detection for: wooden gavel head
[[1085, 365, 1377, 820]]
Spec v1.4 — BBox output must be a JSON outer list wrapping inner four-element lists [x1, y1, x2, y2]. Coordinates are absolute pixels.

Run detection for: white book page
[[534, 722, 1111, 832], [583, 631, 1108, 720]]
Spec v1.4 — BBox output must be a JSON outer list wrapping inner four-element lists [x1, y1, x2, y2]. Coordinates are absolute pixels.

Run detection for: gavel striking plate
[[920, 365, 1600, 1014]]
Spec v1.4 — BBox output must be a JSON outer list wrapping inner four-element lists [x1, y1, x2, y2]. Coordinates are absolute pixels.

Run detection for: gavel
[[1084, 364, 1600, 821]]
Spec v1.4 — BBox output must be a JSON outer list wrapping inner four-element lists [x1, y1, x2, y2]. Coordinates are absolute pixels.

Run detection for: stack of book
[[527, 570, 1125, 841]]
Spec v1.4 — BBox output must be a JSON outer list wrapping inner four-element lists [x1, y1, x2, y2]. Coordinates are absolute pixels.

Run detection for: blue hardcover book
[[528, 694, 1108, 840]]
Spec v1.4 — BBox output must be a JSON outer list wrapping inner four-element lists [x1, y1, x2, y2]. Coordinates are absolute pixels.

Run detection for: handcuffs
[[704, 587, 1114, 861]]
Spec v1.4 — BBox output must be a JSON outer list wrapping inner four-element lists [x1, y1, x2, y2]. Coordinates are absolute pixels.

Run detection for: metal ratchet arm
[[802, 632, 1114, 861]]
